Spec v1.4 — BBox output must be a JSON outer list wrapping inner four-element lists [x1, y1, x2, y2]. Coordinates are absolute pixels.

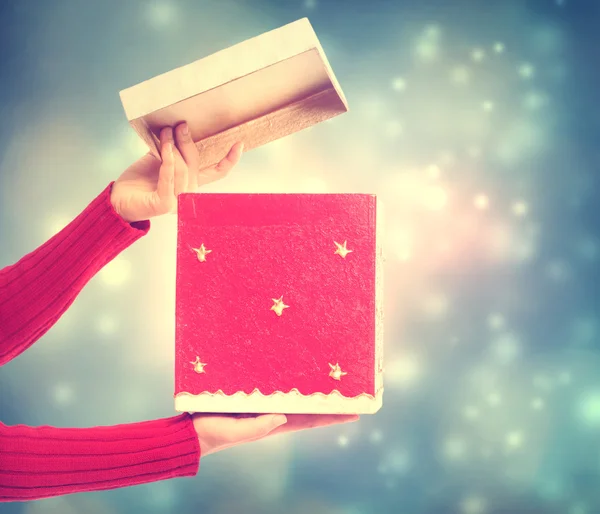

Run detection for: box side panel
[[142, 49, 332, 142], [375, 197, 384, 400], [310, 28, 349, 110], [120, 18, 319, 120], [195, 87, 346, 171]]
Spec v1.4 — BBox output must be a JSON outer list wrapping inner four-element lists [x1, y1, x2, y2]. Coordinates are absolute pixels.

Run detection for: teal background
[[1, 0, 599, 513]]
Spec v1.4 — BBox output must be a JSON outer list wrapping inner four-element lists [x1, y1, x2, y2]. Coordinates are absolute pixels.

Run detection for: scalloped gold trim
[[174, 387, 383, 414]]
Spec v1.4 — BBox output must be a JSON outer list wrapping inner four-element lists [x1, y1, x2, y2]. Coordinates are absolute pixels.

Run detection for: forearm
[[0, 182, 150, 365], [0, 413, 200, 502]]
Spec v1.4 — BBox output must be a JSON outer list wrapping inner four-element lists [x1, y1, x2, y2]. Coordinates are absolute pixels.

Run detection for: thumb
[[236, 414, 287, 441]]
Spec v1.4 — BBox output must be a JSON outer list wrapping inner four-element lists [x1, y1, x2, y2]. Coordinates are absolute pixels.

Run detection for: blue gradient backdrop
[[1, 0, 599, 513]]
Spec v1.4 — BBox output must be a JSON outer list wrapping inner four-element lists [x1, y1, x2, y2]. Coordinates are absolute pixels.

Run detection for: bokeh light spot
[[99, 257, 132, 287]]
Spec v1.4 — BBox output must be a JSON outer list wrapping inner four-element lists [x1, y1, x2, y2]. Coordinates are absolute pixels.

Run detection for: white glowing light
[[532, 397, 545, 410], [493, 42, 505, 53], [384, 120, 403, 138], [99, 257, 132, 287], [487, 392, 502, 407], [337, 435, 350, 447], [439, 152, 456, 166], [545, 260, 570, 282], [392, 77, 407, 91], [416, 41, 439, 61], [53, 383, 75, 406], [96, 314, 118, 335], [450, 66, 470, 85], [146, 1, 177, 28], [370, 430, 383, 443], [298, 177, 328, 193], [385, 448, 411, 474], [474, 194, 489, 210], [463, 406, 480, 420], [533, 374, 553, 392], [482, 101, 494, 112], [424, 24, 441, 39], [427, 165, 441, 179], [387, 229, 413, 262], [47, 216, 72, 238], [100, 149, 130, 175], [487, 313, 505, 330], [471, 48, 485, 62], [422, 185, 448, 210], [361, 99, 384, 119], [578, 392, 600, 428], [387, 355, 421, 388], [496, 119, 547, 165], [512, 200, 529, 217], [460, 495, 487, 514], [422, 292, 449, 318], [518, 63, 535, 79], [123, 128, 149, 159], [145, 481, 176, 508], [524, 91, 548, 110], [568, 502, 589, 514], [506, 430, 524, 449], [492, 333, 521, 364], [558, 371, 571, 385], [443, 436, 467, 460], [467, 146, 482, 158]]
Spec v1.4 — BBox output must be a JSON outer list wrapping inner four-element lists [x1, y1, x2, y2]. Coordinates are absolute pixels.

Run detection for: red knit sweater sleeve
[[0, 181, 149, 364], [0, 182, 201, 501], [0, 414, 200, 502]]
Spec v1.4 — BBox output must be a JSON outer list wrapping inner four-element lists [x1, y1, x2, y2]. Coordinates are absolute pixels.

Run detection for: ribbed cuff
[[0, 414, 200, 502]]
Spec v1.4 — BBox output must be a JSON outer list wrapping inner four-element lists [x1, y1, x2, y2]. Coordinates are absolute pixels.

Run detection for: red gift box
[[174, 193, 384, 414]]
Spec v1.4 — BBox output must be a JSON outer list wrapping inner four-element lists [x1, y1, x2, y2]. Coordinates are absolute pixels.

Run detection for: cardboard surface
[[119, 18, 348, 165]]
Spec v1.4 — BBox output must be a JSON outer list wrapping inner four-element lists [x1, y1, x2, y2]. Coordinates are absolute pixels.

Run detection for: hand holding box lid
[[120, 18, 348, 170]]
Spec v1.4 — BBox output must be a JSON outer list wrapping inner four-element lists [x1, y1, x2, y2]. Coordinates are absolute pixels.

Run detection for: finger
[[268, 414, 359, 436], [159, 127, 174, 158], [174, 122, 200, 191], [214, 142, 244, 174], [154, 141, 176, 214], [160, 126, 188, 196], [233, 414, 287, 441]]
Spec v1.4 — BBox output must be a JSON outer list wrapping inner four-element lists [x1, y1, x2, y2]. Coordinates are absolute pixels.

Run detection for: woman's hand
[[193, 413, 359, 457], [110, 122, 243, 223]]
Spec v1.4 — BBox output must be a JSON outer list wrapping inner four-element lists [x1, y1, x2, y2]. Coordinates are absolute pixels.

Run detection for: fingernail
[[182, 123, 189, 136], [271, 414, 287, 427]]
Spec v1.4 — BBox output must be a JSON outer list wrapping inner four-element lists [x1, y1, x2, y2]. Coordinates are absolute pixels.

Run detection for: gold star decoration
[[192, 244, 212, 262], [329, 362, 348, 381], [271, 296, 290, 316], [190, 356, 207, 374], [334, 240, 352, 259]]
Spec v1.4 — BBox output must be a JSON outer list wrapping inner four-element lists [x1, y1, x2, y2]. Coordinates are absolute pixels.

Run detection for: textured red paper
[[175, 194, 377, 398]]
